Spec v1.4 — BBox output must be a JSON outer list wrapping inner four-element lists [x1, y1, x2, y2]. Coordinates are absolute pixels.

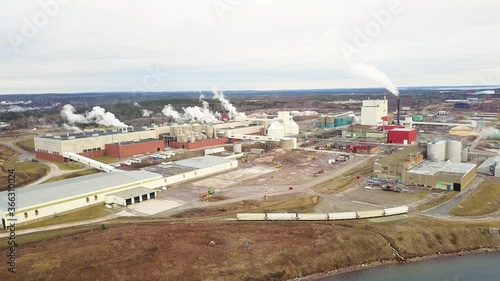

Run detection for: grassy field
[[43, 168, 100, 183], [52, 161, 85, 171], [0, 216, 498, 281], [18, 204, 121, 230], [414, 190, 459, 211], [315, 159, 374, 194], [0, 145, 49, 190], [449, 180, 500, 216], [15, 137, 35, 152]]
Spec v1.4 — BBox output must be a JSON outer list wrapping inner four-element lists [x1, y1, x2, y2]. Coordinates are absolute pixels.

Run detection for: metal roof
[[407, 161, 476, 176], [0, 170, 162, 211], [174, 156, 236, 169], [478, 156, 500, 169], [38, 127, 152, 140]]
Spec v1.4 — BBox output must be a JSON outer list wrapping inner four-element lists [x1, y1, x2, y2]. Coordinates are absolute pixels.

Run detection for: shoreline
[[298, 247, 500, 281]]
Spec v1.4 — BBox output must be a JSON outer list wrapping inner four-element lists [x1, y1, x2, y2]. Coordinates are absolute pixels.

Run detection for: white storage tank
[[206, 126, 214, 138], [328, 212, 357, 220], [237, 213, 266, 221], [182, 124, 192, 134], [170, 125, 181, 137], [446, 140, 462, 163], [356, 209, 385, 219], [266, 213, 297, 221], [296, 213, 328, 221], [427, 140, 446, 162], [461, 147, 469, 162], [192, 123, 203, 134], [233, 143, 242, 154], [280, 138, 295, 150], [267, 121, 285, 138]]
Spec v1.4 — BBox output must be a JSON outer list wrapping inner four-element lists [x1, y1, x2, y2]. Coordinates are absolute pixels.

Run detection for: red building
[[346, 144, 380, 154], [105, 139, 164, 158], [387, 128, 417, 144], [168, 137, 229, 149]]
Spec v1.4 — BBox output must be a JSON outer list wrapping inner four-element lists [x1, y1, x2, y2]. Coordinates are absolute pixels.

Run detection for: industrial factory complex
[[1, 91, 498, 230]]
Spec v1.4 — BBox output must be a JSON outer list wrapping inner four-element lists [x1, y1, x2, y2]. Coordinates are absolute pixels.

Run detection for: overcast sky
[[1, 0, 500, 94]]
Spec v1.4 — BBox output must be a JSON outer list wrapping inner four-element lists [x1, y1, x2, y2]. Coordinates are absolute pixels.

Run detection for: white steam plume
[[133, 102, 140, 107], [162, 104, 181, 120], [60, 104, 128, 128], [350, 62, 399, 96], [199, 93, 205, 102], [142, 109, 153, 117], [62, 123, 83, 132], [212, 87, 238, 117]]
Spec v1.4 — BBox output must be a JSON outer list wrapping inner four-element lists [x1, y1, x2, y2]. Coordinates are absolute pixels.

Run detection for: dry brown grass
[[0, 217, 498, 281], [315, 159, 374, 194], [415, 191, 459, 211], [449, 179, 500, 216]]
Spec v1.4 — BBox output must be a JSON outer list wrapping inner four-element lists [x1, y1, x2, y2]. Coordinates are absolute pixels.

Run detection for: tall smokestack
[[397, 98, 401, 126]]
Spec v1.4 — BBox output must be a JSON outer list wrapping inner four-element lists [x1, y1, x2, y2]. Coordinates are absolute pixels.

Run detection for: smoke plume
[[350, 62, 399, 96], [60, 104, 128, 128], [162, 104, 181, 120], [62, 123, 83, 132], [142, 109, 153, 117], [212, 87, 238, 117]]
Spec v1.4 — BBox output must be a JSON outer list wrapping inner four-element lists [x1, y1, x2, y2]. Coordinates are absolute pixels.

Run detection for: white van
[[131, 158, 142, 164]]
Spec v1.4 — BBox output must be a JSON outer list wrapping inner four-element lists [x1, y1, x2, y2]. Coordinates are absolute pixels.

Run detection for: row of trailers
[[236, 206, 408, 221]]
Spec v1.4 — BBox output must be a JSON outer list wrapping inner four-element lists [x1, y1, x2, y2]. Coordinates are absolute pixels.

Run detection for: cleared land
[[0, 217, 498, 281], [414, 191, 459, 211], [449, 180, 500, 216], [315, 159, 374, 194], [15, 137, 35, 152], [0, 145, 49, 190]]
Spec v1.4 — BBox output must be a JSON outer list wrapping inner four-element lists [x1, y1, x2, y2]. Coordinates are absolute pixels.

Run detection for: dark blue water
[[318, 252, 500, 281]]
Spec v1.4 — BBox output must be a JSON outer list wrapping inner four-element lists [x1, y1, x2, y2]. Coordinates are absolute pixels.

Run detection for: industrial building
[[35, 111, 300, 162], [374, 146, 425, 179], [402, 161, 477, 191], [0, 171, 164, 227], [387, 128, 417, 145], [346, 144, 380, 154], [477, 156, 500, 177], [0, 155, 238, 227], [360, 98, 388, 126]]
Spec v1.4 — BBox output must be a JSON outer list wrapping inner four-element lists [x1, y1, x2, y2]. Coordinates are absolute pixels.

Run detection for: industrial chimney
[[397, 98, 401, 126]]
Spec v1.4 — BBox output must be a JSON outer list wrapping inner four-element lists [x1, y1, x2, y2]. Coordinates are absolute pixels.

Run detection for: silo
[[326, 116, 335, 128], [201, 133, 208, 140], [280, 138, 294, 150], [182, 124, 192, 134], [317, 115, 327, 128], [170, 125, 180, 137], [188, 134, 196, 143], [192, 123, 203, 134], [446, 140, 462, 163], [177, 134, 188, 143], [234, 143, 242, 153], [461, 147, 469, 162], [334, 117, 354, 127], [195, 134, 203, 141], [206, 126, 214, 138], [427, 140, 446, 161]]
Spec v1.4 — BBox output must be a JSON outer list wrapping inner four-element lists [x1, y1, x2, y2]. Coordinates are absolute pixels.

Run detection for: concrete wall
[[105, 139, 164, 158], [169, 138, 228, 149], [224, 126, 264, 136]]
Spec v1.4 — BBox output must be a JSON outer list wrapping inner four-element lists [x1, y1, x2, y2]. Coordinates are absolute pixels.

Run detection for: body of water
[[318, 252, 500, 281]]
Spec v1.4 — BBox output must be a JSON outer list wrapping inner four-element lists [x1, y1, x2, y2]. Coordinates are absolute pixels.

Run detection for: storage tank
[[195, 134, 203, 141], [181, 124, 192, 134], [334, 117, 354, 127], [280, 137, 294, 150], [461, 147, 469, 162], [412, 115, 424, 121], [177, 134, 188, 143], [328, 212, 357, 220], [170, 125, 181, 137], [206, 126, 214, 138], [427, 140, 446, 162], [325, 116, 335, 128], [446, 140, 462, 163], [191, 123, 203, 134], [317, 115, 327, 128], [233, 143, 242, 154]]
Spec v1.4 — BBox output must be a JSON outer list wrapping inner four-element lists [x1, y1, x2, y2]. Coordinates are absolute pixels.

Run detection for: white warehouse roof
[[0, 170, 162, 211], [407, 161, 476, 176], [174, 156, 236, 169]]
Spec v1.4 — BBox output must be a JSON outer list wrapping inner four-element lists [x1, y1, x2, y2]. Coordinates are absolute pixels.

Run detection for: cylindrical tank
[[181, 124, 192, 134], [446, 140, 462, 162], [427, 140, 446, 161], [195, 134, 203, 141], [188, 134, 196, 143], [177, 134, 187, 143], [280, 137, 294, 150], [334, 117, 354, 127], [192, 123, 203, 134], [461, 147, 469, 162], [170, 125, 180, 137], [325, 116, 335, 128], [201, 133, 208, 140], [234, 143, 242, 154], [206, 126, 214, 138], [412, 115, 424, 121], [317, 115, 327, 128]]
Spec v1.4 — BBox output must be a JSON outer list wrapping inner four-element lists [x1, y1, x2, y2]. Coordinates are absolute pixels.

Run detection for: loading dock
[[105, 187, 158, 206]]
